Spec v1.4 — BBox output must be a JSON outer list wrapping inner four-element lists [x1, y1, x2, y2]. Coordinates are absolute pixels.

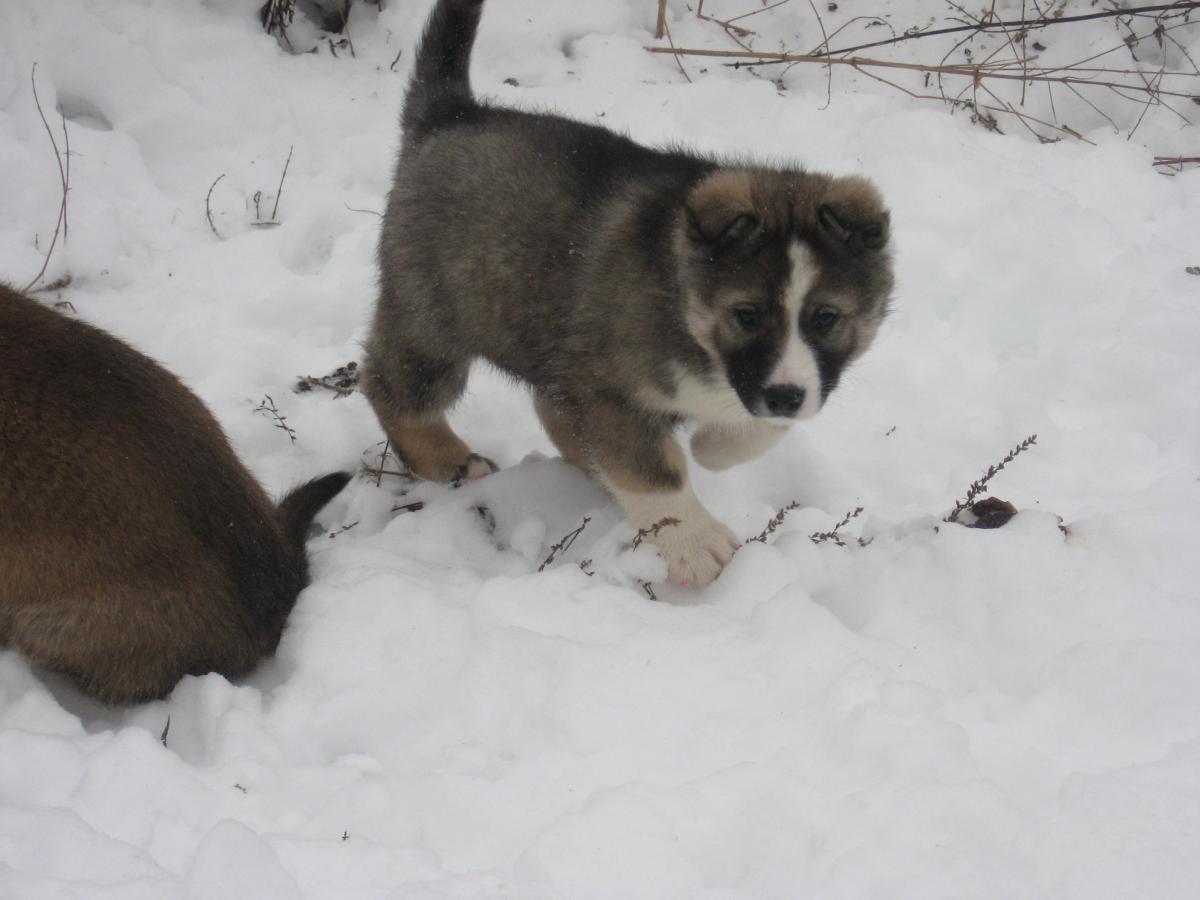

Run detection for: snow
[[2, 0, 1199, 896]]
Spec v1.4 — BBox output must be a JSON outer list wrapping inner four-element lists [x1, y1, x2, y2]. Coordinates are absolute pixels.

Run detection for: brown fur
[[0, 285, 349, 703]]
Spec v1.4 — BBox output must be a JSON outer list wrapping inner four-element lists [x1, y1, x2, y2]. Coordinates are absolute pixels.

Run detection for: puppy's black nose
[[763, 384, 805, 417]]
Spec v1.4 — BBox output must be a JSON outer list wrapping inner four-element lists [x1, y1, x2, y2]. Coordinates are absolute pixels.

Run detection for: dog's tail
[[276, 471, 352, 552], [402, 0, 486, 145]]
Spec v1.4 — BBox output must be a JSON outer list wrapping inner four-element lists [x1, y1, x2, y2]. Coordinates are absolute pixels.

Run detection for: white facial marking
[[766, 241, 823, 420]]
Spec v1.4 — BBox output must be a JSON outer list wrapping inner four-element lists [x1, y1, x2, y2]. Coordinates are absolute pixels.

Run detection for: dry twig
[[632, 517, 681, 549], [25, 63, 70, 293], [205, 174, 226, 239], [652, 0, 1200, 145], [746, 501, 802, 544], [254, 394, 297, 444], [945, 434, 1038, 523], [270, 145, 293, 220], [539, 516, 592, 572], [809, 506, 865, 546]]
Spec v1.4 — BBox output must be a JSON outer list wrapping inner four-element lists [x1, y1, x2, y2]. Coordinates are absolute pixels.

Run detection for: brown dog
[[0, 285, 349, 703]]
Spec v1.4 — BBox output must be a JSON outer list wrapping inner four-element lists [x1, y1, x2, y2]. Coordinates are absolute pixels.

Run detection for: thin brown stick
[[60, 110, 70, 243], [809, 2, 1200, 59], [376, 438, 391, 487], [646, 45, 1198, 99], [24, 63, 70, 293], [254, 394, 298, 444], [632, 517, 681, 549], [804, 0, 834, 107], [849, 56, 1096, 143], [696, 1, 754, 47], [270, 145, 293, 221], [539, 516, 591, 572], [945, 434, 1038, 524], [661, 14, 693, 83], [655, 0, 668, 40], [205, 173, 226, 239]]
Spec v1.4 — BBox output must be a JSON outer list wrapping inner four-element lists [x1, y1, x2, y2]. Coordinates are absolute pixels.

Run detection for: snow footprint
[[279, 206, 356, 275]]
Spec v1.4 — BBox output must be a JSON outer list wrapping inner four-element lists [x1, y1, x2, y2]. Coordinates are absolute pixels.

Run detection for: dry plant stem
[[539, 516, 592, 572], [205, 174, 226, 239], [945, 434, 1038, 523], [254, 394, 297, 444], [696, 0, 757, 47], [803, 0, 834, 107], [746, 501, 802, 544], [645, 46, 1198, 98], [25, 63, 70, 293], [809, 2, 1200, 59], [375, 438, 391, 487], [632, 517, 681, 549], [656, 0, 668, 40], [60, 111, 70, 243], [270, 145, 294, 221], [661, 14, 693, 83], [263, 0, 296, 51], [809, 506, 864, 547]]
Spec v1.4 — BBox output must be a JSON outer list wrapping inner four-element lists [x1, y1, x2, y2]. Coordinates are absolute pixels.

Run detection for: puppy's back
[[0, 285, 347, 703]]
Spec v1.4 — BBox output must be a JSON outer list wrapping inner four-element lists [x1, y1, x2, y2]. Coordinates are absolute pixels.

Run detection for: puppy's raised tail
[[277, 472, 352, 552], [403, 0, 486, 144]]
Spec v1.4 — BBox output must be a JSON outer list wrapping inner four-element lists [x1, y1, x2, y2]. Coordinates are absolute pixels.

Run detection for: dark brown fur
[[0, 285, 349, 703]]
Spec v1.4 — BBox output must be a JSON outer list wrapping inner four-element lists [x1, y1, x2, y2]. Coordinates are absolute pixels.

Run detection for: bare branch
[[205, 174, 226, 239], [24, 63, 70, 293], [539, 516, 592, 572], [945, 434, 1038, 523]]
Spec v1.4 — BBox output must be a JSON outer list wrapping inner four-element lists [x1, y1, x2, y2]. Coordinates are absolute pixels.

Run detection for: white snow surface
[[2, 0, 1200, 896]]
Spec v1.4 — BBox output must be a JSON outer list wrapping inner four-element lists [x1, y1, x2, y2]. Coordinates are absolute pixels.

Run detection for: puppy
[[0, 285, 349, 703], [364, 0, 893, 586]]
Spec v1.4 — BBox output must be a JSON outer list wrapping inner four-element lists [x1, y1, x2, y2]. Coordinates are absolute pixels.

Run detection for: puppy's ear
[[685, 171, 762, 247], [815, 176, 890, 254]]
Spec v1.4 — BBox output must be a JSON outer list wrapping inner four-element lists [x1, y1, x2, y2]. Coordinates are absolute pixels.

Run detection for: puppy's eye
[[811, 306, 841, 334], [733, 304, 765, 332]]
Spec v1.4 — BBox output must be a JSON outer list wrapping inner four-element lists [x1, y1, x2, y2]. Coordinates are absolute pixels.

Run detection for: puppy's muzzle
[[762, 384, 805, 418]]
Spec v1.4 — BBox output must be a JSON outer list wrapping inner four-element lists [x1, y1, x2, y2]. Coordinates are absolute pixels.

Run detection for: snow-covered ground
[[2, 0, 1199, 896]]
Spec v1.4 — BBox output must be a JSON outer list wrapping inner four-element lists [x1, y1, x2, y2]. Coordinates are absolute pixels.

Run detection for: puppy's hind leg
[[534, 393, 593, 474], [362, 352, 496, 484]]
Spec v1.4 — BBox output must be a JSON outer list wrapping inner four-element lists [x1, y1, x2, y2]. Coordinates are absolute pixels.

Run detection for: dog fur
[[364, 0, 894, 586], [0, 285, 350, 703]]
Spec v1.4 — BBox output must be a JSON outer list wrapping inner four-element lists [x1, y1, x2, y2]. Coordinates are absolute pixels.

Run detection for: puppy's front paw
[[650, 515, 740, 587]]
